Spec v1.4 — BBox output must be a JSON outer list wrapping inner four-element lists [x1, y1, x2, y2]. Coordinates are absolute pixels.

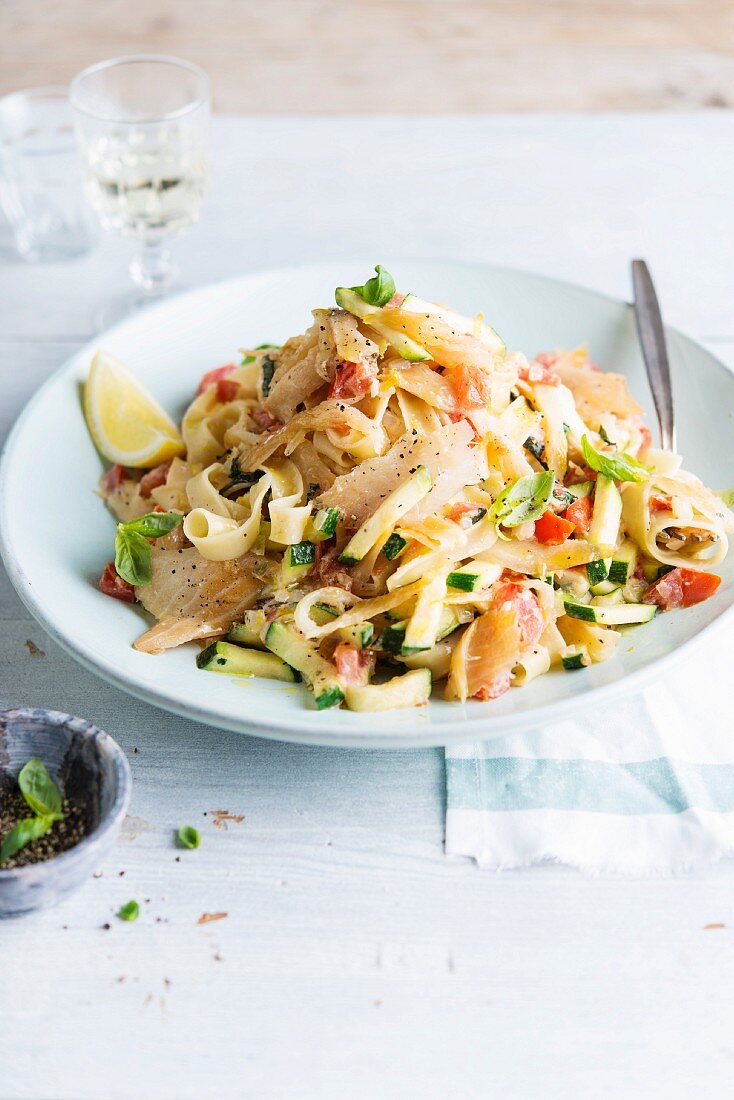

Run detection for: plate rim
[[2, 257, 733, 748]]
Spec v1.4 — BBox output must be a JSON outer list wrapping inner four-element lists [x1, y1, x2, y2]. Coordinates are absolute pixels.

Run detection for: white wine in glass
[[70, 55, 210, 322]]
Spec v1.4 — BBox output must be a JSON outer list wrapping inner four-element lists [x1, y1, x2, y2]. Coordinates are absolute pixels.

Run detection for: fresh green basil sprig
[[114, 511, 182, 587], [350, 265, 396, 308], [581, 435, 649, 484], [0, 757, 64, 863], [489, 470, 554, 529]]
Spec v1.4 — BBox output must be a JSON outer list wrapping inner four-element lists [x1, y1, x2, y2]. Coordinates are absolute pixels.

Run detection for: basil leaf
[[261, 356, 276, 396], [715, 488, 734, 507], [0, 814, 56, 863], [18, 757, 62, 816], [489, 471, 554, 528], [350, 265, 396, 308], [115, 528, 152, 586], [123, 512, 182, 539], [118, 900, 140, 922], [177, 825, 200, 849], [242, 343, 279, 366], [581, 435, 649, 484]]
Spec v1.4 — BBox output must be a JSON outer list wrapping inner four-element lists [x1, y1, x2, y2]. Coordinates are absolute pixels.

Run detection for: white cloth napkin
[[444, 629, 734, 875]]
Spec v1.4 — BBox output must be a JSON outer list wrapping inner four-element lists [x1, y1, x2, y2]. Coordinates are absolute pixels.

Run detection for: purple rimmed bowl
[[0, 708, 131, 917]]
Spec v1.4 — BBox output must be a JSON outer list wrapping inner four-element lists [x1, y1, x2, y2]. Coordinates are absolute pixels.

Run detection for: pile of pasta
[[98, 267, 733, 712]]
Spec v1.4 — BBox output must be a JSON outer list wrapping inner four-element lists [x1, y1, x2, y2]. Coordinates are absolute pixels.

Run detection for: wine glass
[[70, 55, 210, 324]]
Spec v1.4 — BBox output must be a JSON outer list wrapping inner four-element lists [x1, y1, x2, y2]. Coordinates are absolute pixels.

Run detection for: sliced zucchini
[[589, 579, 618, 597], [379, 605, 463, 656], [563, 598, 656, 626], [561, 645, 590, 671], [335, 287, 430, 362], [339, 466, 432, 564], [264, 621, 344, 709], [566, 480, 594, 499], [590, 588, 624, 607], [311, 602, 340, 626], [381, 532, 408, 560], [399, 640, 455, 680], [446, 560, 502, 593], [403, 576, 447, 653], [197, 641, 298, 682], [588, 476, 622, 553], [399, 293, 505, 354], [608, 540, 638, 586], [226, 610, 268, 649], [345, 668, 432, 712], [585, 559, 610, 587], [309, 507, 340, 541], [281, 540, 316, 586], [336, 622, 374, 648]]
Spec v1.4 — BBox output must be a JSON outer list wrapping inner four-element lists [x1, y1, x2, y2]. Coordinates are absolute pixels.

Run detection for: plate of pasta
[[1, 259, 733, 747]]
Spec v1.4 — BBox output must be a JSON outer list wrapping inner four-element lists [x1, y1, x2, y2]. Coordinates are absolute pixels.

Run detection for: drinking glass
[[70, 55, 210, 316], [0, 87, 96, 262]]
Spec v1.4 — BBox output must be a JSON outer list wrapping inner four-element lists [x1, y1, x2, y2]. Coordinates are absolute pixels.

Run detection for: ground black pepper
[[0, 787, 87, 869]]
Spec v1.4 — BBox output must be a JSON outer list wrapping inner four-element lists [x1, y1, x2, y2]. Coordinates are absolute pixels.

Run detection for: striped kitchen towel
[[444, 640, 734, 875]]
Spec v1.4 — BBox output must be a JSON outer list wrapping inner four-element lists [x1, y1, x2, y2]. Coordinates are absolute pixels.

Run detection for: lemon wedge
[[84, 350, 185, 468]]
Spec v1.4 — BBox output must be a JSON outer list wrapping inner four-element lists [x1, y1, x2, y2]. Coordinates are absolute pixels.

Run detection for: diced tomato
[[447, 364, 495, 410], [216, 378, 241, 403], [101, 464, 127, 495], [649, 496, 672, 514], [565, 495, 593, 537], [99, 562, 136, 603], [643, 567, 722, 610], [139, 460, 172, 499], [197, 364, 237, 396], [534, 510, 575, 545], [329, 359, 379, 400], [334, 643, 374, 687], [251, 407, 281, 432], [519, 359, 561, 386]]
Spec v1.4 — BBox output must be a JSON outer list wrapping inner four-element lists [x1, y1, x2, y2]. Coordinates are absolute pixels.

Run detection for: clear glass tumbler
[[0, 86, 96, 262], [70, 55, 211, 313]]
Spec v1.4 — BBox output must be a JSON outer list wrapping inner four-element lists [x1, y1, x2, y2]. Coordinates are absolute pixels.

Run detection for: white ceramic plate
[[2, 260, 733, 748]]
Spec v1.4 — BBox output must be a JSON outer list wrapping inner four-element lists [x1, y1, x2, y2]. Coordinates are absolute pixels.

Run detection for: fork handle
[[631, 259, 676, 452]]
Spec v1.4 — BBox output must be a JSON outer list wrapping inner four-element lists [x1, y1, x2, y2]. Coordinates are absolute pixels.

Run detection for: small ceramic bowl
[[0, 707, 131, 917]]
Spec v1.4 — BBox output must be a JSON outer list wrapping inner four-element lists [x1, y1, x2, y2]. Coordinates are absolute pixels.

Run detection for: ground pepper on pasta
[[87, 267, 734, 712]]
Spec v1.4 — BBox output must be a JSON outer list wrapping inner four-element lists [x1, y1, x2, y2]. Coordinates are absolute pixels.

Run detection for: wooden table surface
[[3, 0, 734, 113], [2, 113, 734, 1100]]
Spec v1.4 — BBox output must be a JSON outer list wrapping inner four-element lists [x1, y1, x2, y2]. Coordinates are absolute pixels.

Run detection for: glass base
[[92, 282, 188, 332]]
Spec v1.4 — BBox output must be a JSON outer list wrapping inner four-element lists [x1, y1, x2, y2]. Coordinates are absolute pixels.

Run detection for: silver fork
[[631, 259, 676, 451]]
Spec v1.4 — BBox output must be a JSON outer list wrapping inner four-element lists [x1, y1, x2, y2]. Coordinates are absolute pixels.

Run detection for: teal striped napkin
[[445, 639, 734, 874]]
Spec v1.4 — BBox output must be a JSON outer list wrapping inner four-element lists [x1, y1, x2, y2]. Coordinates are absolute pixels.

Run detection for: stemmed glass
[[70, 55, 210, 324]]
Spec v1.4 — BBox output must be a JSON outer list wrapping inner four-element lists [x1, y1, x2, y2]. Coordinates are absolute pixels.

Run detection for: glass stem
[[130, 240, 177, 295]]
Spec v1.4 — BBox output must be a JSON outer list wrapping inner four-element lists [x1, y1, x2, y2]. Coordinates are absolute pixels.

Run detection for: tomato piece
[[534, 510, 575, 545], [101, 464, 127, 495], [334, 643, 374, 687], [565, 495, 593, 537], [99, 562, 136, 603], [139, 460, 172, 499], [197, 364, 237, 396], [519, 358, 561, 386], [649, 495, 672, 514], [216, 378, 241, 403], [643, 568, 721, 610], [329, 359, 379, 400]]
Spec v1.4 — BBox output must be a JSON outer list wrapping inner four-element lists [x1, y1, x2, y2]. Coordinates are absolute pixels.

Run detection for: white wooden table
[[2, 114, 734, 1100]]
